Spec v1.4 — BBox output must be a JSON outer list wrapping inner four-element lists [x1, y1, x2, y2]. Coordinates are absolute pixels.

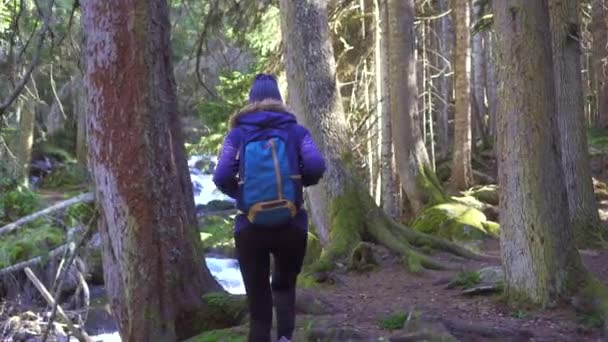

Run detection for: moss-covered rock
[[463, 185, 499, 205], [412, 203, 499, 241], [199, 292, 248, 330]]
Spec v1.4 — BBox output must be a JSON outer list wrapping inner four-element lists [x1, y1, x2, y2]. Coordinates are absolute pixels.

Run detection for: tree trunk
[[82, 0, 222, 340], [591, 0, 608, 128], [450, 0, 474, 191], [376, 0, 400, 219], [17, 97, 35, 186], [548, 0, 604, 246], [74, 74, 88, 172], [437, 0, 452, 160], [279, 0, 480, 273], [388, 0, 445, 215], [471, 2, 486, 148], [485, 31, 498, 143], [494, 0, 587, 305]]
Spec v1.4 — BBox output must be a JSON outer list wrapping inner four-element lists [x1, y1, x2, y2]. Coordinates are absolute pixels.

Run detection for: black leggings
[[235, 224, 307, 342]]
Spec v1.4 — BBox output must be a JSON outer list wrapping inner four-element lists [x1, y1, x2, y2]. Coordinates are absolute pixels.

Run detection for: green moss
[[417, 164, 447, 205], [412, 203, 497, 241], [450, 195, 487, 211], [185, 328, 246, 342], [580, 277, 608, 320], [450, 271, 481, 289], [378, 312, 407, 330], [463, 185, 499, 205], [303, 231, 322, 267], [40, 143, 74, 162], [65, 202, 96, 227], [0, 221, 65, 268], [188, 292, 248, 332], [199, 216, 235, 251], [588, 128, 608, 156], [296, 273, 320, 289], [482, 221, 500, 237], [310, 184, 365, 273], [348, 242, 377, 272], [41, 163, 88, 189], [405, 253, 423, 273], [0, 186, 40, 225]]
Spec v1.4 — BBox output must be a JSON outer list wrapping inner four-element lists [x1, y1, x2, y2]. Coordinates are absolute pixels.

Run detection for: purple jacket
[[213, 100, 326, 232]]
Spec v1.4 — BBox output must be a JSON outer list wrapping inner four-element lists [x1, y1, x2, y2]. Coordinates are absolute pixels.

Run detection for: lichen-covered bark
[[495, 0, 586, 305], [548, 0, 603, 246], [388, 0, 445, 214], [450, 0, 474, 191], [82, 0, 221, 340]]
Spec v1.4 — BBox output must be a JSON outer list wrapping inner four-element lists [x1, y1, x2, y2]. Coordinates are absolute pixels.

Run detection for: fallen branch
[[0, 244, 68, 277], [43, 214, 97, 342], [0, 192, 94, 236], [24, 267, 92, 342]]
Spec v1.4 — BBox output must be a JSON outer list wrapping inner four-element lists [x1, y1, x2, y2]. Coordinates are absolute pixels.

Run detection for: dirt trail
[[298, 240, 608, 341]]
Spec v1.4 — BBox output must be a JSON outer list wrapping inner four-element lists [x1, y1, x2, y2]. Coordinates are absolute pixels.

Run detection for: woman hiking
[[213, 73, 326, 342]]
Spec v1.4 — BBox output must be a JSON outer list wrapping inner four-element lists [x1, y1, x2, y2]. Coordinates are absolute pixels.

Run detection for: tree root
[[309, 182, 496, 277]]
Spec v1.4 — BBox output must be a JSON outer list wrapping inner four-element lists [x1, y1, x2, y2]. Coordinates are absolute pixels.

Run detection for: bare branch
[[0, 0, 55, 118], [24, 267, 92, 342]]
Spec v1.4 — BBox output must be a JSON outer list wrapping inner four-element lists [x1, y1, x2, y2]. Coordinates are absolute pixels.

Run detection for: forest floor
[[284, 241, 608, 342]]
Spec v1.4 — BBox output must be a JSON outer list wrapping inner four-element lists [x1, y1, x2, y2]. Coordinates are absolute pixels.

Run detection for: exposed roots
[[308, 182, 495, 276]]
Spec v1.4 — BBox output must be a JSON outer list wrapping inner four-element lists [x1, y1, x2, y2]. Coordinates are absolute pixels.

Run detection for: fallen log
[[0, 192, 94, 236], [0, 244, 68, 277]]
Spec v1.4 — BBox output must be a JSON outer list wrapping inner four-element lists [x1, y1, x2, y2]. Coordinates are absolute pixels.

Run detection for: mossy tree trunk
[[388, 0, 446, 215], [494, 0, 590, 305], [82, 0, 222, 340], [280, 0, 483, 272], [450, 0, 474, 191], [548, 0, 604, 246]]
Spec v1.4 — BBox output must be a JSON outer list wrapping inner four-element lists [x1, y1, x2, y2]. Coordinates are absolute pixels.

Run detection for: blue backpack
[[237, 125, 301, 226]]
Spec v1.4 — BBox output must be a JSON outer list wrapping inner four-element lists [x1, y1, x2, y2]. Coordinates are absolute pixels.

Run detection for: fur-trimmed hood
[[229, 99, 297, 128]]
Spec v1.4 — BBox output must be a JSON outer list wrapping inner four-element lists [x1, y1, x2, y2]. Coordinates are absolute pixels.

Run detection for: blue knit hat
[[248, 73, 283, 103]]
